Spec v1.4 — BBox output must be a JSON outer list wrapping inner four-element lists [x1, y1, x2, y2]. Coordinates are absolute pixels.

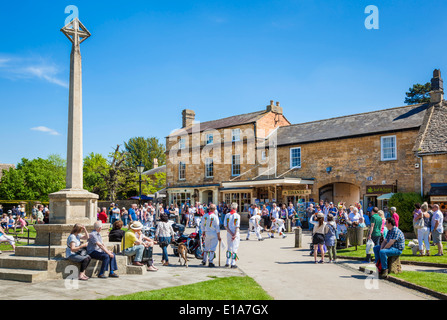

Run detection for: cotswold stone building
[[165, 70, 447, 212]]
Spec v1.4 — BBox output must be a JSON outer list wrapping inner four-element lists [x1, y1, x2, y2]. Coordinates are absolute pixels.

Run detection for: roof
[[169, 110, 267, 137], [143, 165, 166, 176], [275, 103, 429, 146], [414, 101, 447, 155]]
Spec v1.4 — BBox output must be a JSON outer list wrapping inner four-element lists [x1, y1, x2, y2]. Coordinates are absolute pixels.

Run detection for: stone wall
[[275, 129, 423, 201]]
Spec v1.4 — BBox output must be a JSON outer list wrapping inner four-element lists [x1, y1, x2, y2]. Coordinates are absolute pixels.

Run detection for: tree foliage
[[388, 192, 423, 232], [124, 136, 166, 171], [0, 155, 66, 201], [405, 82, 431, 105]]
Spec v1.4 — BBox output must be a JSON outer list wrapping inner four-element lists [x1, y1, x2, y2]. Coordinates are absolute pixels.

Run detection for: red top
[[98, 211, 108, 224]]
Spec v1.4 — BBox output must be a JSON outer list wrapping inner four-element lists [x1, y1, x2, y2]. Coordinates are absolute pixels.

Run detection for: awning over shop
[[377, 193, 394, 200], [221, 177, 314, 189]]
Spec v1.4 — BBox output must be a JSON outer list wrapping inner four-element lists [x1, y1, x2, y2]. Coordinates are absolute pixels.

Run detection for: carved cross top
[[61, 18, 91, 47]]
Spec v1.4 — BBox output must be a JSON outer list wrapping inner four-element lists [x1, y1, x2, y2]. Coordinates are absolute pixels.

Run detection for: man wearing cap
[[200, 204, 221, 267], [224, 203, 241, 268], [122, 221, 148, 267]]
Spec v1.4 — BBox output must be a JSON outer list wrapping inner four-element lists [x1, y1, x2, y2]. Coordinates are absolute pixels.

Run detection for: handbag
[[414, 216, 424, 229]]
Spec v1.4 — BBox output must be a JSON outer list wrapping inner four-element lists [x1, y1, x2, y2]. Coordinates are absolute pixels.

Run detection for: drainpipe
[[416, 153, 423, 197]]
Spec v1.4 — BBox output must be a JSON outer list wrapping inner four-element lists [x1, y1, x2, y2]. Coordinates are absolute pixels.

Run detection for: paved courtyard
[[0, 228, 436, 300]]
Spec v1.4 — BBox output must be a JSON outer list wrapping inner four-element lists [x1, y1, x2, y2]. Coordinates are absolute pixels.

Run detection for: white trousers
[[226, 233, 240, 266], [417, 227, 430, 252], [203, 232, 219, 263], [247, 220, 262, 240]]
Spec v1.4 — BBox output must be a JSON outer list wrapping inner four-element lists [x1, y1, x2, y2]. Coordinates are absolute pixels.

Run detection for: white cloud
[[0, 54, 68, 88], [31, 126, 61, 136]]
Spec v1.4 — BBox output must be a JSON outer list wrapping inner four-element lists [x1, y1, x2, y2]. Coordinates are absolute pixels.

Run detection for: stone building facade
[[165, 70, 447, 212]]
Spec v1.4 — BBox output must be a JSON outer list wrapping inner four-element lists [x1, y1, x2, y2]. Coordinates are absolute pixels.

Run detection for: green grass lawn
[[337, 240, 447, 264], [101, 276, 274, 300], [394, 271, 447, 294]]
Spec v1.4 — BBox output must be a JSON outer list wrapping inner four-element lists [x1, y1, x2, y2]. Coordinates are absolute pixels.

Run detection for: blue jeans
[[123, 245, 145, 262], [159, 236, 171, 262], [373, 245, 402, 270], [89, 250, 118, 275]]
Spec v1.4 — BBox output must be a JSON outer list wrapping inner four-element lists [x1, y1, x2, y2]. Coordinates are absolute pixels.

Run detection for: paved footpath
[[0, 228, 437, 300], [238, 229, 434, 300]]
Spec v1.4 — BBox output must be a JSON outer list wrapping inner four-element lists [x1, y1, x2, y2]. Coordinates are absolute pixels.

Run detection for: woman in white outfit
[[414, 202, 431, 256]]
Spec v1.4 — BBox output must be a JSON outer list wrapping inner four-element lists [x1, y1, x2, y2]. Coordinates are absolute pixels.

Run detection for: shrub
[[388, 192, 423, 232]]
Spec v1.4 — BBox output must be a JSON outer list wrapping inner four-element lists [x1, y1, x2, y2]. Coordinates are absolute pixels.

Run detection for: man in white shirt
[[270, 217, 286, 239], [224, 203, 241, 268], [200, 204, 221, 267], [431, 204, 444, 256], [246, 205, 263, 241], [188, 205, 197, 228], [270, 203, 280, 220]]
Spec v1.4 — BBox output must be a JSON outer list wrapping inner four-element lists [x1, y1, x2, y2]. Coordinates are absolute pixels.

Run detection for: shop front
[[429, 183, 447, 213], [221, 177, 314, 210], [364, 184, 397, 212]]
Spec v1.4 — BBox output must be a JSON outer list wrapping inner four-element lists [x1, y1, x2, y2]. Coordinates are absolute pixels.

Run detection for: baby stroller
[[309, 243, 328, 256]]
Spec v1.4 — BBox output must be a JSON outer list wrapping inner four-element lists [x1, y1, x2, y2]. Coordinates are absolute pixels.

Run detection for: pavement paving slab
[[0, 227, 439, 300]]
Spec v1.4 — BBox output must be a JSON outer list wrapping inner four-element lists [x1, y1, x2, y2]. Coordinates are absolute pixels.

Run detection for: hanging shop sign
[[431, 196, 447, 202], [282, 190, 312, 196], [366, 185, 396, 195]]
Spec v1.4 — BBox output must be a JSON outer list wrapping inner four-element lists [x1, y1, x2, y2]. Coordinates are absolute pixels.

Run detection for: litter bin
[[347, 227, 364, 247]]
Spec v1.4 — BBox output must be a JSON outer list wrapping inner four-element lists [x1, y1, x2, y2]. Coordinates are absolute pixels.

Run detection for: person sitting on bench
[[373, 217, 405, 279]]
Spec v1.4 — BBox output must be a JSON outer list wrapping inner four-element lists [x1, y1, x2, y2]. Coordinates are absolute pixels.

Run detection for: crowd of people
[[0, 198, 446, 281]]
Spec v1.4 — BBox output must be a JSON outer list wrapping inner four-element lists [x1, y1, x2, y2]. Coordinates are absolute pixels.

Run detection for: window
[[179, 162, 186, 180], [381, 136, 397, 161], [290, 147, 301, 168], [261, 150, 267, 161], [205, 158, 214, 178], [232, 129, 241, 142], [179, 138, 186, 150], [232, 154, 241, 176], [206, 133, 214, 145]]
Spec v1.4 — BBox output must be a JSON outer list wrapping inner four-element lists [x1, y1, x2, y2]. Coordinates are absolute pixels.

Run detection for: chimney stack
[[430, 69, 444, 104], [182, 109, 196, 128], [153, 158, 159, 169], [266, 100, 283, 114]]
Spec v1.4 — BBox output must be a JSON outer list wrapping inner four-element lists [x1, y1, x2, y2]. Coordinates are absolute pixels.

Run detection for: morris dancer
[[270, 217, 287, 239], [246, 205, 263, 241], [200, 204, 221, 267], [224, 203, 241, 268]]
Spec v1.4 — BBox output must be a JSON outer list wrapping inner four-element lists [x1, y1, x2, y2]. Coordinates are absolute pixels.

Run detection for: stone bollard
[[286, 219, 291, 233], [295, 227, 302, 248]]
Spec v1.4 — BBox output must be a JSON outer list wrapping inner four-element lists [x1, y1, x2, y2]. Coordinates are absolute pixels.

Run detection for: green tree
[[83, 152, 109, 200], [124, 137, 166, 171], [388, 192, 423, 232], [405, 82, 431, 105], [0, 156, 66, 201]]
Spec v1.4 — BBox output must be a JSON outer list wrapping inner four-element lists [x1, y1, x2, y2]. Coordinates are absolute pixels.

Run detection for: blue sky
[[1, 0, 447, 166]]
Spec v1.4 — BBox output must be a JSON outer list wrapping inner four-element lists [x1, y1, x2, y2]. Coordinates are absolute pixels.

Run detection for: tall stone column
[[44, 18, 99, 232]]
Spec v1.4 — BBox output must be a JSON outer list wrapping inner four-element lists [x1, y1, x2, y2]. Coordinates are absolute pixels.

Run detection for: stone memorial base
[[48, 189, 99, 225]]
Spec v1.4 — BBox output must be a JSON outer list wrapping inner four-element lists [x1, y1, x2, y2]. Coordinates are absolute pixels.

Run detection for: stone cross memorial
[[35, 18, 99, 246]]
